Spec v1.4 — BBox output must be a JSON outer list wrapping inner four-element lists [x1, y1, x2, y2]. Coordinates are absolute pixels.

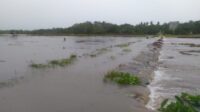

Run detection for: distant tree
[[1, 20, 200, 35]]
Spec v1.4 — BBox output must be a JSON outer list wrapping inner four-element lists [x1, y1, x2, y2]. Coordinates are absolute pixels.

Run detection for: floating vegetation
[[90, 54, 97, 58], [110, 55, 116, 60], [0, 76, 24, 88], [30, 54, 77, 68], [0, 60, 6, 63], [179, 43, 200, 47], [96, 48, 109, 52], [159, 93, 200, 112], [172, 43, 200, 47], [90, 48, 110, 58], [76, 39, 105, 43], [115, 43, 130, 48], [179, 50, 200, 56], [30, 63, 48, 68], [122, 48, 132, 52], [104, 71, 140, 85]]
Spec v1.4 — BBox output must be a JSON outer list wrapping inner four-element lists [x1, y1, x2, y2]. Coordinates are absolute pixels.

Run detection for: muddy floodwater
[[0, 35, 155, 112], [0, 35, 200, 112]]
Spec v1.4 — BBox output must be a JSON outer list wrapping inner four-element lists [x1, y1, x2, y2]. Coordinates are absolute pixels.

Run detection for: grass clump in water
[[30, 54, 77, 68], [179, 43, 200, 47], [122, 48, 132, 52], [49, 54, 77, 67], [104, 71, 140, 85], [90, 48, 110, 58], [159, 92, 200, 112], [110, 55, 116, 60], [116, 43, 130, 48], [30, 63, 48, 68]]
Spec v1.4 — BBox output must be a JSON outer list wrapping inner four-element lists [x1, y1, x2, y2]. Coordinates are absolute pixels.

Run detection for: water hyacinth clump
[[104, 71, 140, 85], [159, 93, 200, 112], [30, 54, 77, 68]]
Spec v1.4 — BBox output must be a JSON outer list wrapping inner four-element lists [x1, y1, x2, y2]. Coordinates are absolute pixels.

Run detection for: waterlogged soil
[[0, 35, 156, 112]]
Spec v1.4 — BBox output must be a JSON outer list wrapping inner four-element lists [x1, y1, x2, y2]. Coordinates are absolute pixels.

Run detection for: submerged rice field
[[0, 35, 200, 112]]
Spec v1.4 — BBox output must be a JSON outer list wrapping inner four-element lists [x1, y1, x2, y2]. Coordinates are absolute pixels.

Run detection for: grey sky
[[0, 0, 200, 30]]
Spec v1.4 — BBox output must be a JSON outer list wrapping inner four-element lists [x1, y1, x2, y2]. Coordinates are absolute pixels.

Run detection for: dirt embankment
[[117, 38, 164, 111]]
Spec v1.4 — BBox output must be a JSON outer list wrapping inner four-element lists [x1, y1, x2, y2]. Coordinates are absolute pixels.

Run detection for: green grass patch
[[30, 54, 77, 68], [104, 71, 140, 85], [159, 93, 200, 112]]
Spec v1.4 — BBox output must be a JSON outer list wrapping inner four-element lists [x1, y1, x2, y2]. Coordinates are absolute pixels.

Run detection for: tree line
[[0, 20, 200, 35]]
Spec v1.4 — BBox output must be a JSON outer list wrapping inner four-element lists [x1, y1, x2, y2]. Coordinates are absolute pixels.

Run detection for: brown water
[[147, 38, 200, 110], [0, 35, 155, 112]]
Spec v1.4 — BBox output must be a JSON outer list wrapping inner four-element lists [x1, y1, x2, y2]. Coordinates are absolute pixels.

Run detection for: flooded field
[[0, 35, 155, 112], [0, 35, 200, 112]]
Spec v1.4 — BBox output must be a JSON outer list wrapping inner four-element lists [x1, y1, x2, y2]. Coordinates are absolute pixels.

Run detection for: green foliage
[[2, 20, 200, 35], [159, 93, 200, 112], [30, 54, 77, 68], [104, 71, 140, 85]]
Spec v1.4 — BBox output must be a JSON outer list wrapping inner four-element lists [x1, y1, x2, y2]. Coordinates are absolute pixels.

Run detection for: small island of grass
[[30, 54, 77, 68], [104, 71, 140, 85]]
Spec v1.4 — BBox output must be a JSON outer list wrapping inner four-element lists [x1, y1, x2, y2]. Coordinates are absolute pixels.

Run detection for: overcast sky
[[0, 0, 200, 30]]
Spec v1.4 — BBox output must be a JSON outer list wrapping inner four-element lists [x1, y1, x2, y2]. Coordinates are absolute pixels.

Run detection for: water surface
[[147, 38, 200, 110], [0, 35, 153, 112]]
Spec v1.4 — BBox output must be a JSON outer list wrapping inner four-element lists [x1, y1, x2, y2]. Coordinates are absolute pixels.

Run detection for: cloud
[[0, 0, 199, 29]]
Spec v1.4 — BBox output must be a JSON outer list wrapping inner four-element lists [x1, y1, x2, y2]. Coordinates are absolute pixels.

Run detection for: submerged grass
[[30, 63, 49, 68], [104, 71, 140, 85], [122, 48, 132, 52], [110, 55, 116, 60], [30, 54, 77, 68], [159, 93, 200, 112], [116, 43, 130, 48], [90, 48, 110, 58], [179, 43, 200, 47]]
